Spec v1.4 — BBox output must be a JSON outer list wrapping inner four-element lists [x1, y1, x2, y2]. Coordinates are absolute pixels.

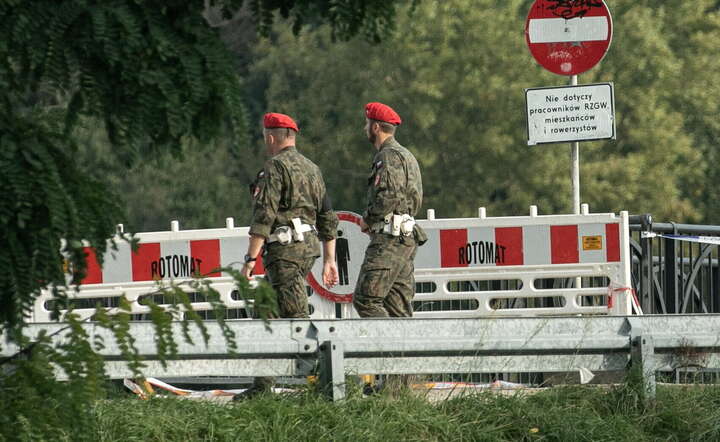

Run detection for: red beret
[[263, 113, 299, 132], [365, 102, 402, 126]]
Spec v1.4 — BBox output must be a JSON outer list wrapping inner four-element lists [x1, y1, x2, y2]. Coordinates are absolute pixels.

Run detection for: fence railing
[[6, 315, 720, 401], [629, 215, 720, 314]]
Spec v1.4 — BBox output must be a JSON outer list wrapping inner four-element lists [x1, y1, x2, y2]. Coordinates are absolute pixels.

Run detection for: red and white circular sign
[[307, 211, 369, 303], [525, 0, 613, 76]]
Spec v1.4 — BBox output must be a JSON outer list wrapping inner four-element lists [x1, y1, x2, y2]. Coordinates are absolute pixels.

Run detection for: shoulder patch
[[249, 169, 265, 199]]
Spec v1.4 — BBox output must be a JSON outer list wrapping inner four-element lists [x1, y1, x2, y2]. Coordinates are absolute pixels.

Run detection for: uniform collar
[[274, 145, 296, 156], [378, 137, 397, 152]]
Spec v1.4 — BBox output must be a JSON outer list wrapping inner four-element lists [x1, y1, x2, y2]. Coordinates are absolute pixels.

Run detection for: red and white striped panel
[[415, 223, 620, 269], [80, 238, 265, 285]]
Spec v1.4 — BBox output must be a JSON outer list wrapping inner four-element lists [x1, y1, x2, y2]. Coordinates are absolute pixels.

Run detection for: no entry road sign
[[525, 0, 613, 76]]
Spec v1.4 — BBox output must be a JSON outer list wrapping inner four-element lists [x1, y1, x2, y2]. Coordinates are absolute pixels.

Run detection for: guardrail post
[[318, 340, 345, 402], [628, 318, 656, 400], [631, 335, 656, 400]]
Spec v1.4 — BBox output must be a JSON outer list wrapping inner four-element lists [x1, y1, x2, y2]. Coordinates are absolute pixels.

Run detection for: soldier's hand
[[241, 261, 255, 279], [323, 261, 339, 288], [359, 219, 370, 234]]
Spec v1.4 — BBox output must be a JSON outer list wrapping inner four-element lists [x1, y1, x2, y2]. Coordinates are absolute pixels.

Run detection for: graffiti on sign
[[545, 0, 605, 19]]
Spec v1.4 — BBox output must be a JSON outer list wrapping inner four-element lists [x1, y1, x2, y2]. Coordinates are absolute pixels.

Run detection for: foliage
[[247, 0, 719, 222], [0, 269, 277, 442], [1, 0, 248, 155], [662, 0, 720, 223], [80, 384, 720, 441], [0, 112, 123, 338], [73, 121, 264, 231], [241, 0, 417, 43], [580, 0, 718, 223]]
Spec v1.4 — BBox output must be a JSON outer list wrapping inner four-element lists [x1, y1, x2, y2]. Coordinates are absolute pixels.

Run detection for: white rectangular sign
[[525, 83, 615, 146], [528, 17, 609, 43]]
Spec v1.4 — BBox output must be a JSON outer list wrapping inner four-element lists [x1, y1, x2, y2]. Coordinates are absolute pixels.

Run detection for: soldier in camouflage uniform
[[354, 102, 425, 318], [234, 112, 339, 401]]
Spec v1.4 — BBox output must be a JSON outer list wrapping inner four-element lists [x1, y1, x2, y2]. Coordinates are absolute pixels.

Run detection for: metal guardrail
[[629, 215, 720, 314], [6, 315, 720, 401]]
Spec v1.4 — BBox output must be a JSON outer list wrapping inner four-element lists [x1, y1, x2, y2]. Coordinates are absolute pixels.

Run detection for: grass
[[90, 383, 720, 442]]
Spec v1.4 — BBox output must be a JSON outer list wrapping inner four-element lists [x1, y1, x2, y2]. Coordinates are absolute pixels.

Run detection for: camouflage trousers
[[264, 256, 315, 319], [253, 256, 315, 391], [354, 233, 417, 317]]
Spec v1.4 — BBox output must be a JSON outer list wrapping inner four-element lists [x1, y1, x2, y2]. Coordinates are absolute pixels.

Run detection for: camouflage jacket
[[249, 146, 338, 263], [363, 137, 423, 229]]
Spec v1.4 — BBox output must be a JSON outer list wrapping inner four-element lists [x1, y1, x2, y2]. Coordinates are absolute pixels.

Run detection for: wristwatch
[[244, 254, 257, 264]]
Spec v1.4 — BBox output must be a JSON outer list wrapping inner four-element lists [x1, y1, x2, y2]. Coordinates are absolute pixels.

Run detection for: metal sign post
[[571, 76, 580, 289], [571, 74, 579, 215]]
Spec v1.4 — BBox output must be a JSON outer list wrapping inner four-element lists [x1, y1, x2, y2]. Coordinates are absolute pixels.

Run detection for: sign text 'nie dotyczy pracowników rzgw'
[[525, 82, 615, 146]]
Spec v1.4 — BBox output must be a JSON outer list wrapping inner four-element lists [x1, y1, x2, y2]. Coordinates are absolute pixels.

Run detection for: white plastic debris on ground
[[415, 380, 526, 390], [124, 377, 528, 401], [123, 377, 294, 400]]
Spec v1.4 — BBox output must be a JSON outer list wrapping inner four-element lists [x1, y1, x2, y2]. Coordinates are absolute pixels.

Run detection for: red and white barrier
[[337, 206, 632, 318], [34, 219, 260, 322], [415, 222, 620, 268], [33, 208, 633, 322]]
